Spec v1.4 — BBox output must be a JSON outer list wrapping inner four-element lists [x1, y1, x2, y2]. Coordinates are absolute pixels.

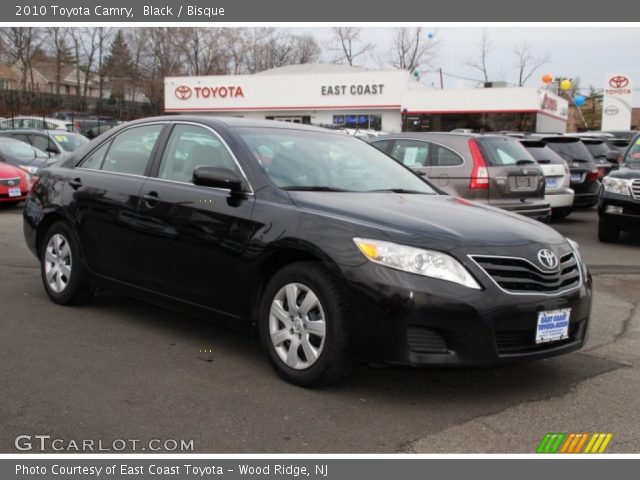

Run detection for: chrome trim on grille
[[631, 179, 640, 200], [468, 252, 583, 296]]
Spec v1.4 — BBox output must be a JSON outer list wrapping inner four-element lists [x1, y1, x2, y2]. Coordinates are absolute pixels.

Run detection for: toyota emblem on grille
[[537, 249, 558, 269], [7, 180, 16, 186]]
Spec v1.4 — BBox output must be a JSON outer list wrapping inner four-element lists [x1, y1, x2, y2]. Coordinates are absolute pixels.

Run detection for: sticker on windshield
[[54, 135, 68, 142]]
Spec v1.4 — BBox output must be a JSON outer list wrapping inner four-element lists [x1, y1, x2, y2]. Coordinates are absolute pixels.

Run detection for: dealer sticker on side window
[[536, 308, 571, 344]]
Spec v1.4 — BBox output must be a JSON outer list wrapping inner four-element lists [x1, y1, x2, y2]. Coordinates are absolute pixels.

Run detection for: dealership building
[[165, 64, 569, 133]]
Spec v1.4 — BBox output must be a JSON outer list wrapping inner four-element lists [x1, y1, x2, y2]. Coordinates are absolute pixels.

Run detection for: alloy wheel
[[44, 233, 72, 293]]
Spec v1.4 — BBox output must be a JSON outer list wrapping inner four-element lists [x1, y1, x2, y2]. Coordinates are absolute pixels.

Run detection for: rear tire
[[40, 221, 94, 305], [598, 221, 620, 243], [259, 262, 353, 387]]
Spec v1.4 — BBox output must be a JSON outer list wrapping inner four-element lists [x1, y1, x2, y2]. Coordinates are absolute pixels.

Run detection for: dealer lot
[[1, 206, 639, 453]]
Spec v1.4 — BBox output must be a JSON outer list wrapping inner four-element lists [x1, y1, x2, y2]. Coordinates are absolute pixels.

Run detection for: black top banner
[[4, 0, 639, 22]]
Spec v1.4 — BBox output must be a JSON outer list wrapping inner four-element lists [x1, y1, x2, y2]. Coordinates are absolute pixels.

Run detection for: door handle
[[142, 192, 160, 206], [68, 178, 82, 189]]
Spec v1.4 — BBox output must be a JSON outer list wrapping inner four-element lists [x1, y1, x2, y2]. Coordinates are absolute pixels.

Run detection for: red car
[[0, 161, 29, 205]]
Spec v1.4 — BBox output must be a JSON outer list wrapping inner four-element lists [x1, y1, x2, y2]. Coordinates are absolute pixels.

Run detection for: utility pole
[[439, 68, 444, 89]]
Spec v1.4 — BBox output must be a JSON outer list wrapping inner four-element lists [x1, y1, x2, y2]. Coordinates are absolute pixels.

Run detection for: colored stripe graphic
[[538, 433, 613, 453]]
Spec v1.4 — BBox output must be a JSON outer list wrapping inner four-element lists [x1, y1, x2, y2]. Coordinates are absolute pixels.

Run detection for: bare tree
[[467, 29, 493, 83], [514, 40, 551, 87], [331, 27, 372, 66], [293, 34, 321, 64], [47, 27, 72, 95], [0, 27, 43, 92], [388, 27, 439, 72], [96, 27, 113, 106]]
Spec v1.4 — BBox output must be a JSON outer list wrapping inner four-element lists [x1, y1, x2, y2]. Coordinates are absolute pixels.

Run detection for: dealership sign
[[165, 71, 410, 112], [602, 73, 632, 130]]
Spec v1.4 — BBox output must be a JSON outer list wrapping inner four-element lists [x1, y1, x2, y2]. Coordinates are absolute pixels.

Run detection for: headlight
[[602, 177, 631, 195], [19, 165, 39, 175], [353, 238, 481, 289]]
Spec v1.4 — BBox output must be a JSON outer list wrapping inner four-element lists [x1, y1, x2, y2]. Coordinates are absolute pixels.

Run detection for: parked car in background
[[0, 161, 29, 206], [370, 132, 551, 222], [578, 137, 619, 177], [0, 137, 51, 175], [600, 130, 639, 141], [24, 116, 591, 387], [535, 136, 600, 208], [598, 134, 640, 242], [605, 138, 631, 162], [0, 116, 72, 132], [0, 129, 89, 157], [519, 139, 574, 219], [82, 124, 117, 140]]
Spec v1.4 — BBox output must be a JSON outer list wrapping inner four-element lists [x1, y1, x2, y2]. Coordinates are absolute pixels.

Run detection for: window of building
[[333, 114, 382, 131]]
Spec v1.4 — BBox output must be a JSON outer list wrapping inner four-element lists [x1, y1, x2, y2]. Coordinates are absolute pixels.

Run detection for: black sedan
[[24, 117, 592, 387]]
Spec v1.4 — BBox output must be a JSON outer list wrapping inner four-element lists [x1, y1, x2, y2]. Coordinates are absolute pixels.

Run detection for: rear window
[[475, 137, 535, 166], [583, 141, 610, 159], [521, 143, 567, 165], [544, 139, 594, 162]]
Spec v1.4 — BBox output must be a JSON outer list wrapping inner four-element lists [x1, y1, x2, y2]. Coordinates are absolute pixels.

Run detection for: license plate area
[[536, 308, 571, 344], [545, 177, 559, 188], [570, 172, 584, 183], [8, 187, 21, 197]]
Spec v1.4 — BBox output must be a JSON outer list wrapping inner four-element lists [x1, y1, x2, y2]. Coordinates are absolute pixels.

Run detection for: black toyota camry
[[24, 117, 592, 387]]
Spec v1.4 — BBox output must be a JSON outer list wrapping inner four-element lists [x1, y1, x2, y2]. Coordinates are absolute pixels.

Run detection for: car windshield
[[237, 127, 437, 194], [476, 137, 536, 166], [544, 139, 594, 162], [0, 141, 48, 159], [623, 138, 640, 167], [52, 132, 89, 152]]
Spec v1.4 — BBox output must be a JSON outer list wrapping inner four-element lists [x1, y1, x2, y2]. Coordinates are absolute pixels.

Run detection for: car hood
[[0, 161, 25, 177], [609, 166, 640, 178], [288, 192, 566, 249]]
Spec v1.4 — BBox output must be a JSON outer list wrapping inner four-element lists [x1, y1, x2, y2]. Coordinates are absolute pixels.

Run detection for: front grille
[[0, 177, 21, 187], [406, 326, 449, 354], [470, 252, 581, 295], [496, 323, 579, 354], [632, 179, 640, 199]]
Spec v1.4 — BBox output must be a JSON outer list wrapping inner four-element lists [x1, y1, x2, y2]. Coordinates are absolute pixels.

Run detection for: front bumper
[[598, 192, 640, 231], [340, 249, 591, 367]]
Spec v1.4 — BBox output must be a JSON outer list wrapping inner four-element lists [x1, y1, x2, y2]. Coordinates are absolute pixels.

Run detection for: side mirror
[[606, 151, 619, 163], [193, 166, 243, 192]]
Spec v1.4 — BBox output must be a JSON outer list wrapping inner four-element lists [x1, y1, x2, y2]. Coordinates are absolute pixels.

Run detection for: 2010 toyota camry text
[[23, 117, 592, 387]]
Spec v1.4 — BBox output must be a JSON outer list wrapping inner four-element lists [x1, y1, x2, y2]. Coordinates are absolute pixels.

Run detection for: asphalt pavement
[[1, 204, 639, 453]]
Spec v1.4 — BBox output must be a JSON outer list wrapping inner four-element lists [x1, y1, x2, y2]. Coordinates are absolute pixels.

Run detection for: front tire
[[259, 262, 353, 387], [40, 221, 94, 305], [598, 221, 620, 243]]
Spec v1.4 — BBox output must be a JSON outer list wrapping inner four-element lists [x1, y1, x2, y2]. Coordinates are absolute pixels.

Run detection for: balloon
[[542, 74, 553, 84], [574, 95, 586, 107], [560, 79, 572, 91], [427, 32, 434, 39]]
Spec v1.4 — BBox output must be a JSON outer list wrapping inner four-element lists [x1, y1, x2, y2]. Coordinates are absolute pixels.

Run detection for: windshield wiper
[[367, 188, 427, 194], [281, 186, 351, 192]]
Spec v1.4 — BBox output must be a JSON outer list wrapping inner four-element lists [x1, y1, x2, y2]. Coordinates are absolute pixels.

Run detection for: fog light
[[605, 205, 623, 214]]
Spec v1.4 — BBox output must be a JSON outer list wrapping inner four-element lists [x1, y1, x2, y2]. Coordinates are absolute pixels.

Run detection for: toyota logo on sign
[[609, 76, 629, 89], [537, 249, 559, 270], [604, 105, 619, 115], [175, 85, 193, 100]]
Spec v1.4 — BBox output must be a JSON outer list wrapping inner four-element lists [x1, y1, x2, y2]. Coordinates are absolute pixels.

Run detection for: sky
[[293, 27, 640, 106]]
